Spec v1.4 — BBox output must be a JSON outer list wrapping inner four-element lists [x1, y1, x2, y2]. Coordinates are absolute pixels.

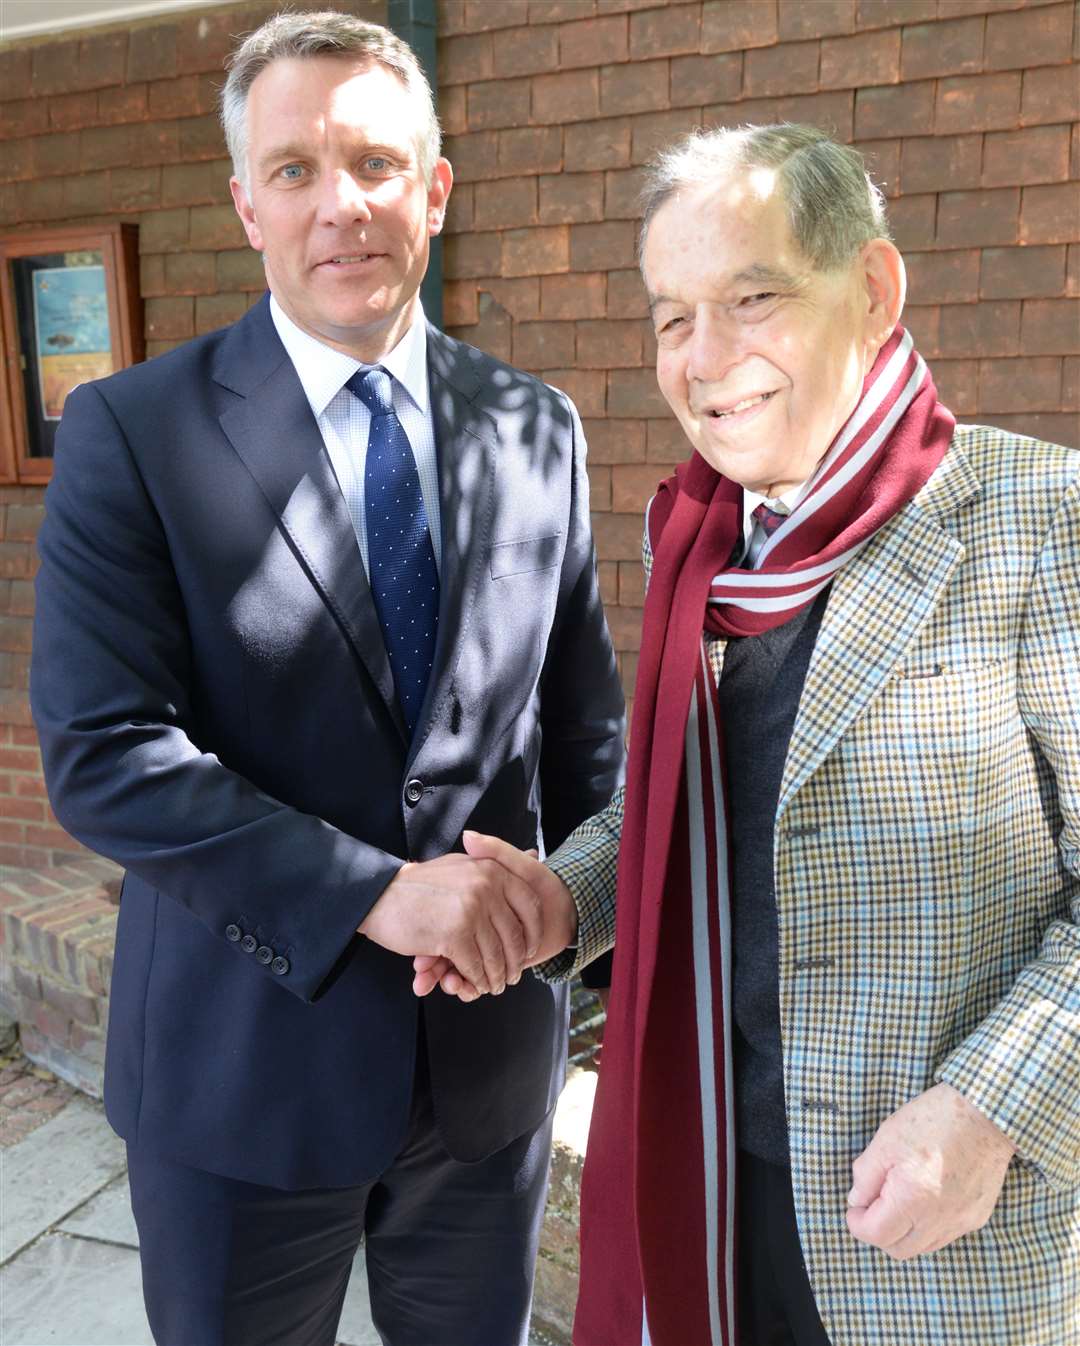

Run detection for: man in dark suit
[[29, 12, 623, 1346]]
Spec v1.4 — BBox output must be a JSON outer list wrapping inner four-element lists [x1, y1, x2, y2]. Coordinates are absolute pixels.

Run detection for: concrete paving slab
[[336, 1251, 382, 1346], [0, 1095, 125, 1262], [57, 1173, 138, 1249], [0, 1231, 153, 1345], [0, 1091, 553, 1346]]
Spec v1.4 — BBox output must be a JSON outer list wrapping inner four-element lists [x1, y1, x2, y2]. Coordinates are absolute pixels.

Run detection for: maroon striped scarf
[[573, 328, 954, 1346]]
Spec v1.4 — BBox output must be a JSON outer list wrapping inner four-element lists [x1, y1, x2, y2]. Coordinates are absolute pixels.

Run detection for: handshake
[[357, 831, 578, 1002]]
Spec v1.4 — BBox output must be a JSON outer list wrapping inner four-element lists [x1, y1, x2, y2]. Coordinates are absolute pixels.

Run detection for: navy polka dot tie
[[347, 367, 439, 737]]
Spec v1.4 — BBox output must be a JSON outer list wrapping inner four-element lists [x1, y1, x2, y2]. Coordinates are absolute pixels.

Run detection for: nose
[[316, 169, 372, 227], [685, 305, 742, 385]]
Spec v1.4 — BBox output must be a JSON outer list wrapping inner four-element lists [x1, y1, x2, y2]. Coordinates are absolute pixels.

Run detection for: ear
[[230, 177, 264, 253], [426, 158, 454, 238], [860, 238, 905, 368]]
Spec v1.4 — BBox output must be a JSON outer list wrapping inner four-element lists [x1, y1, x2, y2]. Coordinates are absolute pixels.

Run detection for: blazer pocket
[[890, 656, 1005, 681], [490, 533, 562, 579]]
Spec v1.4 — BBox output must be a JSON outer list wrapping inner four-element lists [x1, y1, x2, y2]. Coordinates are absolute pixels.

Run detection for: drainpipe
[[388, 0, 443, 331]]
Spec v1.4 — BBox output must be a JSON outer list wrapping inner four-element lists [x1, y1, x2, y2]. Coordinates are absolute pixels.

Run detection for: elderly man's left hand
[[846, 1082, 1016, 1260]]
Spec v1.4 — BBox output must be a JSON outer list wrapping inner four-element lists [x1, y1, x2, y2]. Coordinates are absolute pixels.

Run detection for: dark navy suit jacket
[[31, 295, 624, 1189]]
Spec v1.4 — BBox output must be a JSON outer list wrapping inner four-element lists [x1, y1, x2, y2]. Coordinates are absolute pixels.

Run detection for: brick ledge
[[0, 856, 121, 1096]]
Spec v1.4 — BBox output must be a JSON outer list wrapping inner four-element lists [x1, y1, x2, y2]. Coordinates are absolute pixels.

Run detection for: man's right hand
[[358, 852, 544, 996]]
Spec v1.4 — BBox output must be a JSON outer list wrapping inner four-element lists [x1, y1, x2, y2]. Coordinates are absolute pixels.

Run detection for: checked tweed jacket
[[545, 424, 1080, 1346]]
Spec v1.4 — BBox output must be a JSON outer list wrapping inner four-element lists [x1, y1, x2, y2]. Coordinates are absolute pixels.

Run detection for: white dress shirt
[[269, 296, 442, 575]]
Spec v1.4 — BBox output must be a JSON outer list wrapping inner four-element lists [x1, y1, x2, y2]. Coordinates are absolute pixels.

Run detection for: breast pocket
[[831, 657, 1022, 855], [489, 534, 562, 579], [849, 658, 1016, 773]]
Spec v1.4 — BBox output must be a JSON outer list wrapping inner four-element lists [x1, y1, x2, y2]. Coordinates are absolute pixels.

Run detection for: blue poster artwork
[[32, 265, 113, 420]]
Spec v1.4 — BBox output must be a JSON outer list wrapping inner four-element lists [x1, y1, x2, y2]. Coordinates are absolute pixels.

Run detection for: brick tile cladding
[[0, 0, 385, 865], [0, 0, 1077, 854], [439, 0, 1080, 718]]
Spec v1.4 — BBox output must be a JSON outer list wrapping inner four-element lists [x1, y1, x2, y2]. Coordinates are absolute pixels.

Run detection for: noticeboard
[[0, 224, 142, 483]]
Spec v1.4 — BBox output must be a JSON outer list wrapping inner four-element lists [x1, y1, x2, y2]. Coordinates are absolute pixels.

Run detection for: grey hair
[[221, 10, 441, 193], [639, 123, 890, 272]]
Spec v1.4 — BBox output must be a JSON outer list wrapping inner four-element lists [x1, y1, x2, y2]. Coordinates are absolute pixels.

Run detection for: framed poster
[[0, 224, 142, 483], [33, 263, 113, 422]]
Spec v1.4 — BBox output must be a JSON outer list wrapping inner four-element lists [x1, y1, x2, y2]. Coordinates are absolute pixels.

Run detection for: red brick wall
[[0, 0, 1076, 854], [0, 0, 383, 863], [436, 0, 1080, 713]]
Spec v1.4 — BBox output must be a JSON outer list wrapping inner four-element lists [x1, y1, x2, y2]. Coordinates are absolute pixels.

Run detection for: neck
[[271, 293, 420, 364]]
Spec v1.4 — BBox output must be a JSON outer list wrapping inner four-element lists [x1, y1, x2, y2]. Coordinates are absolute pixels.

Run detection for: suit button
[[271, 956, 290, 976], [225, 924, 242, 942], [240, 935, 257, 954], [404, 778, 424, 806], [255, 945, 273, 965]]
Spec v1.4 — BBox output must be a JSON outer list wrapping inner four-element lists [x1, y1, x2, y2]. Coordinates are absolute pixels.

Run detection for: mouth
[[317, 253, 385, 268], [704, 390, 777, 421]]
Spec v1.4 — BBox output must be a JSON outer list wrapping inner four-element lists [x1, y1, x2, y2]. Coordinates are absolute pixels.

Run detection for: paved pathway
[[0, 1049, 75, 1148], [0, 1048, 558, 1346], [0, 1082, 384, 1345]]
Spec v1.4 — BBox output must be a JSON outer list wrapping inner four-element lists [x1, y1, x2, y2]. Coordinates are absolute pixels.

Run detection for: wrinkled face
[[643, 170, 881, 496], [230, 56, 451, 362]]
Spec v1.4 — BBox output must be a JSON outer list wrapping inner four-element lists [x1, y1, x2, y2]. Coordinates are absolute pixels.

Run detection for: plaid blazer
[[544, 424, 1080, 1346]]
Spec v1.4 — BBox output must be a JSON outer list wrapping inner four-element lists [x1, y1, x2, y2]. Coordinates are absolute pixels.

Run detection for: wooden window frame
[[0, 223, 142, 485]]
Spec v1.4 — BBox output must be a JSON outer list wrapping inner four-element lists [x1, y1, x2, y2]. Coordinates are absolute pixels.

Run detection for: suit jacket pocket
[[490, 533, 562, 579]]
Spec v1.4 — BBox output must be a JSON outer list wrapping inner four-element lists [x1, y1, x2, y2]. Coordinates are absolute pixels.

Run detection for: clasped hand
[[358, 831, 576, 1000]]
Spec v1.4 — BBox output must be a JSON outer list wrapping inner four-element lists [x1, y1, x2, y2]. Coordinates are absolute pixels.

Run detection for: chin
[[698, 438, 773, 481]]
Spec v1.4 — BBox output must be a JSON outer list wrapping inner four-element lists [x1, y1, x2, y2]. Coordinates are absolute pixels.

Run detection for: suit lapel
[[213, 299, 406, 742], [777, 441, 981, 820], [409, 325, 497, 761]]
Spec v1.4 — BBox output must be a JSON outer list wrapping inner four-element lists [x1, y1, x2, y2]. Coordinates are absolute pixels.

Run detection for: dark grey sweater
[[717, 587, 830, 1166]]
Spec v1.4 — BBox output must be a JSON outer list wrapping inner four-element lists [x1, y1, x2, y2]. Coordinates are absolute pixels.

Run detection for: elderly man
[[432, 125, 1079, 1345], [30, 10, 623, 1346]]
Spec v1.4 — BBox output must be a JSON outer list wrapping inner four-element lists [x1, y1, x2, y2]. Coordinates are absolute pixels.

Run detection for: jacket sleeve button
[[225, 924, 242, 942], [240, 935, 257, 954], [255, 945, 273, 965], [270, 956, 290, 976]]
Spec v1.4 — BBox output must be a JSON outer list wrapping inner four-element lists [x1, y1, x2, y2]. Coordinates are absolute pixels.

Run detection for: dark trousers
[[738, 1150, 832, 1346], [127, 1048, 554, 1346]]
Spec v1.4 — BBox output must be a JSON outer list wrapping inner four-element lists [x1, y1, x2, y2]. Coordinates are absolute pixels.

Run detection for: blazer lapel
[[213, 300, 406, 742], [777, 441, 981, 821], [408, 325, 497, 761]]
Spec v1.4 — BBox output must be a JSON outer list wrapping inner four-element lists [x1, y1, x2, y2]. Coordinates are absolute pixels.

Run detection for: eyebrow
[[257, 144, 309, 172], [648, 262, 800, 313], [731, 263, 798, 289], [256, 141, 411, 175]]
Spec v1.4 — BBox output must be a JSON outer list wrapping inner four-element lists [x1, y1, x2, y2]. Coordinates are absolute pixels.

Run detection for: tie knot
[[346, 366, 393, 416], [751, 502, 788, 537]]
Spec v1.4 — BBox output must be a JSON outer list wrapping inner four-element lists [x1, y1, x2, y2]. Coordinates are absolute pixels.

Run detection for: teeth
[[330, 255, 372, 263], [712, 392, 771, 419]]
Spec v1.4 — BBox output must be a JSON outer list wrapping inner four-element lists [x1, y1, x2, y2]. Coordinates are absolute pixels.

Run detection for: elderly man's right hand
[[358, 851, 545, 996]]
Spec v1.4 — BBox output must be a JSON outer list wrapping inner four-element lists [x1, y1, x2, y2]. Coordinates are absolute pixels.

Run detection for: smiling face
[[643, 169, 897, 497], [230, 56, 452, 362]]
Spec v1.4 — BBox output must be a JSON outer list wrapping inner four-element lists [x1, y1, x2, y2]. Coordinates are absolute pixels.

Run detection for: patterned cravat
[[347, 367, 439, 737]]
